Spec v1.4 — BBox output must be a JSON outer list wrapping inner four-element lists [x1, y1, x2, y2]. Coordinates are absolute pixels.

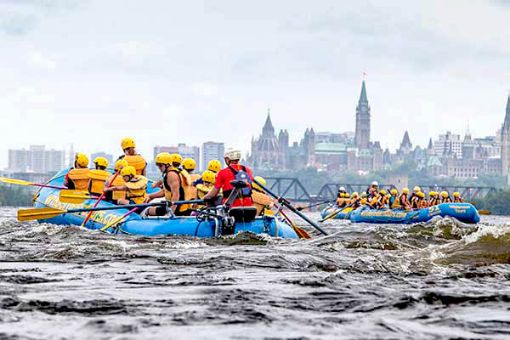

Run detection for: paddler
[[88, 157, 111, 196], [336, 186, 349, 208], [104, 159, 128, 204], [428, 191, 440, 206], [63, 153, 90, 190], [203, 149, 254, 208], [182, 158, 200, 199], [453, 192, 464, 203], [389, 189, 401, 209], [366, 181, 379, 200], [118, 137, 147, 176], [441, 191, 452, 203], [143, 152, 193, 216], [251, 176, 274, 216], [348, 192, 361, 209], [193, 159, 222, 186], [418, 191, 428, 208], [104, 166, 148, 207], [399, 187, 411, 210]]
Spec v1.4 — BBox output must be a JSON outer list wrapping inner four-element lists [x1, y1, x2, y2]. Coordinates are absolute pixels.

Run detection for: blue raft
[[321, 203, 480, 224], [32, 169, 299, 239]]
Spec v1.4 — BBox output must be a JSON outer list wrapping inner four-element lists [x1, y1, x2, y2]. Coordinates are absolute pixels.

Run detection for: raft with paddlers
[[20, 169, 300, 239], [321, 203, 481, 224]]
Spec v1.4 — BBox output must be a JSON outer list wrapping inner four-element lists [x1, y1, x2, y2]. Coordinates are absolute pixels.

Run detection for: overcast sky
[[1, 0, 509, 168]]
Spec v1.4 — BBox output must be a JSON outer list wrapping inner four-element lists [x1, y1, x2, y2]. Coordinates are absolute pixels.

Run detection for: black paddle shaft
[[252, 179, 328, 235]]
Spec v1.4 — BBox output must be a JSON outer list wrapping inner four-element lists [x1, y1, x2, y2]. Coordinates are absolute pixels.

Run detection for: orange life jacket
[[125, 175, 148, 204], [88, 169, 110, 195], [106, 173, 126, 201], [67, 168, 90, 191]]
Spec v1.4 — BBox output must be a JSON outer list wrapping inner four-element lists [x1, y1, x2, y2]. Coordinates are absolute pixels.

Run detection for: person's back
[[251, 176, 274, 216], [88, 157, 110, 195], [65, 153, 90, 190]]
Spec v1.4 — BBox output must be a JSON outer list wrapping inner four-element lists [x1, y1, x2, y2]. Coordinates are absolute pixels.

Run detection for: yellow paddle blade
[[100, 215, 125, 232], [17, 207, 67, 221], [59, 190, 91, 204], [478, 209, 491, 215], [0, 177, 32, 186]]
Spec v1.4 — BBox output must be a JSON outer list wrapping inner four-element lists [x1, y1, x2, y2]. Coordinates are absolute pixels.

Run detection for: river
[[0, 207, 509, 339]]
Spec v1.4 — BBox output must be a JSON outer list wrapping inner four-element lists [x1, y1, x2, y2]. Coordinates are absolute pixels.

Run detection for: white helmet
[[371, 181, 379, 187], [224, 149, 241, 161], [338, 186, 346, 192]]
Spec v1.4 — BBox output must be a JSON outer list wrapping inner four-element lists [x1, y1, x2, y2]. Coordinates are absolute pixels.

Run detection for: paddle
[[319, 207, 353, 223], [59, 190, 99, 204], [100, 207, 138, 232], [81, 171, 120, 226], [252, 178, 328, 235], [17, 199, 204, 222], [296, 200, 330, 211], [279, 208, 311, 239], [0, 177, 66, 190]]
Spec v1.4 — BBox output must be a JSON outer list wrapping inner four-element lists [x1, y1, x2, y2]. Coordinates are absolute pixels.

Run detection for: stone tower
[[355, 80, 371, 149], [501, 95, 510, 175], [249, 109, 283, 170]]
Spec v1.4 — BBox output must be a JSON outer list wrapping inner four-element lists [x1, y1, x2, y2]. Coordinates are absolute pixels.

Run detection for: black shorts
[[154, 205, 168, 216]]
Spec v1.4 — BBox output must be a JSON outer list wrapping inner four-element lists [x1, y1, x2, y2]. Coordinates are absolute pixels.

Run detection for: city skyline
[[0, 1, 509, 169]]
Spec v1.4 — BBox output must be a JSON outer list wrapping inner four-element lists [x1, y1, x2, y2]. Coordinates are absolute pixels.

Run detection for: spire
[[359, 80, 368, 103], [400, 130, 412, 148], [262, 108, 274, 135], [428, 138, 433, 150], [504, 95, 510, 130]]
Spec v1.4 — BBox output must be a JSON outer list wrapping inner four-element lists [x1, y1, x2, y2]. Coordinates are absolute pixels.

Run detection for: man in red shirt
[[203, 149, 254, 207]]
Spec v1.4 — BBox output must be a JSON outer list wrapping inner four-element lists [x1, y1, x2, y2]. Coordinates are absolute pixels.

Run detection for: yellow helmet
[[121, 137, 136, 150], [155, 152, 172, 165], [390, 189, 398, 195], [201, 170, 216, 184], [182, 158, 196, 171], [169, 153, 182, 165], [207, 159, 222, 173], [351, 192, 359, 198], [402, 187, 409, 194], [429, 191, 437, 197], [413, 186, 421, 193], [418, 191, 425, 198], [114, 159, 128, 171], [360, 198, 367, 205], [379, 189, 387, 196], [441, 191, 449, 198], [453, 192, 460, 197], [120, 165, 136, 177], [93, 156, 109, 168], [75, 153, 89, 168], [252, 176, 266, 192]]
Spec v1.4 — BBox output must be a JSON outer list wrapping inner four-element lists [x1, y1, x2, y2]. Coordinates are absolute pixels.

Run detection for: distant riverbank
[[0, 186, 33, 207]]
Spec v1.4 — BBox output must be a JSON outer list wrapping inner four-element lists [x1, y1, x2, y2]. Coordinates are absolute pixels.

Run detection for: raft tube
[[321, 203, 480, 224], [32, 169, 298, 239]]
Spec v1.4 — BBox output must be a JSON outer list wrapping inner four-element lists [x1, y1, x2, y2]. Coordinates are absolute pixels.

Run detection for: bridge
[[265, 177, 497, 202]]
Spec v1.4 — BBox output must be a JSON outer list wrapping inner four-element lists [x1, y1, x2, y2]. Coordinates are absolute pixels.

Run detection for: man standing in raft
[[64, 153, 90, 190], [118, 137, 147, 176], [203, 149, 255, 208]]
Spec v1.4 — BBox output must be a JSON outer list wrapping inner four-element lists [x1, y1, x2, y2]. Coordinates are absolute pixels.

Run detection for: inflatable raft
[[321, 203, 480, 224], [31, 169, 299, 239]]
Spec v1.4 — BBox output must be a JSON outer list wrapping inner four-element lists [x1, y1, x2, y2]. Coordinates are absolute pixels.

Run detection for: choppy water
[[0, 207, 509, 339]]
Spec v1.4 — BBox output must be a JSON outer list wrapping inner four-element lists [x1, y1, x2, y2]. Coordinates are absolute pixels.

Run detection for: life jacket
[[380, 195, 390, 208], [162, 168, 193, 213], [226, 165, 252, 198], [67, 168, 90, 191], [88, 169, 111, 195], [390, 196, 401, 209], [186, 173, 201, 201], [106, 173, 126, 201], [369, 194, 381, 208], [125, 175, 148, 204], [336, 197, 346, 207], [252, 190, 274, 216], [350, 198, 361, 209], [122, 154, 146, 175], [196, 183, 214, 199]]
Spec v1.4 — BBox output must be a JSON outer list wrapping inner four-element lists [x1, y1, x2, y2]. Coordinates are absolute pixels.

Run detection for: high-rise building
[[500, 95, 510, 175], [433, 132, 462, 158], [202, 142, 224, 171], [354, 80, 371, 149], [153, 144, 200, 168], [8, 145, 65, 173]]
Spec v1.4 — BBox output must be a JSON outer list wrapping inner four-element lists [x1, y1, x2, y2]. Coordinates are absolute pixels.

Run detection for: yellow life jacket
[[123, 155, 146, 175], [88, 169, 111, 195], [106, 173, 126, 201], [196, 183, 213, 199], [125, 175, 148, 204], [162, 168, 193, 212], [67, 168, 90, 191], [185, 173, 200, 202], [390, 196, 401, 209], [252, 190, 274, 216]]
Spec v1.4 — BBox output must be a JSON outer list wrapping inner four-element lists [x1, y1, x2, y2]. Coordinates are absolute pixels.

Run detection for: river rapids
[[0, 207, 509, 339]]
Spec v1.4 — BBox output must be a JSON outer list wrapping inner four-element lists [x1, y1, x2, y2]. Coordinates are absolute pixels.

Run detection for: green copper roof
[[359, 80, 368, 103], [314, 142, 347, 153]]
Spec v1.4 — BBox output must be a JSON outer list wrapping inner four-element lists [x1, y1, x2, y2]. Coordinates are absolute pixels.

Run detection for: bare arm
[[203, 187, 220, 200]]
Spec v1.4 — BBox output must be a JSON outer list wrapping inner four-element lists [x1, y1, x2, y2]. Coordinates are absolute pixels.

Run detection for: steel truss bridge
[[265, 177, 497, 203]]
